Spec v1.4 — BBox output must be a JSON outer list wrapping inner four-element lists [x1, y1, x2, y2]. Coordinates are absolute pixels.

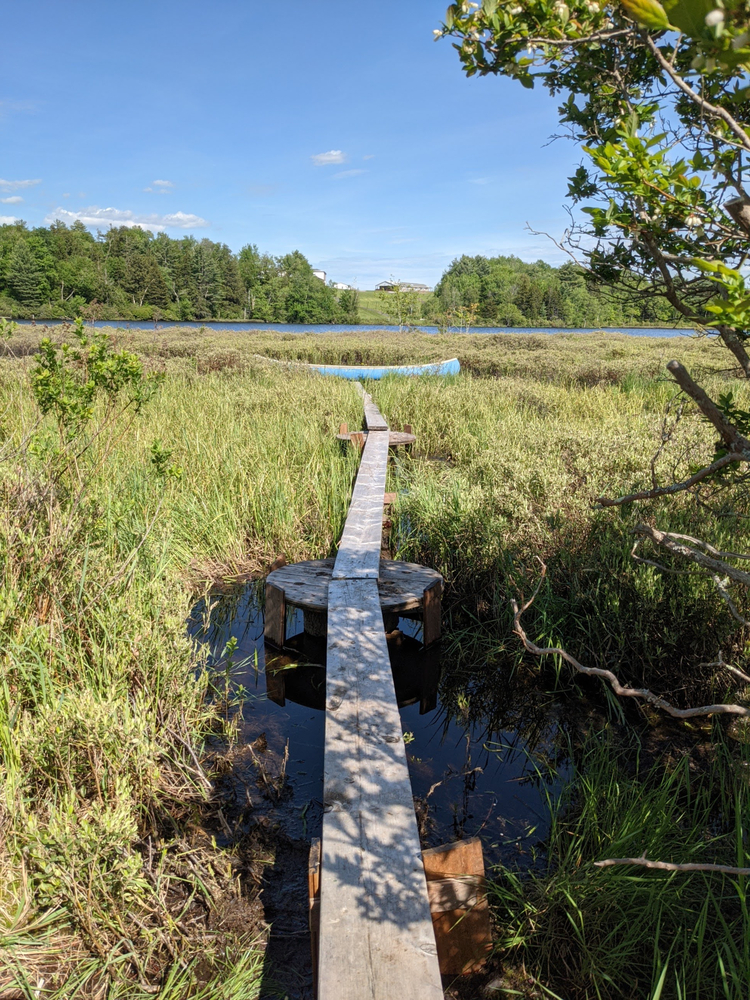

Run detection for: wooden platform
[[337, 428, 416, 449], [317, 384, 443, 1000], [268, 557, 440, 612]]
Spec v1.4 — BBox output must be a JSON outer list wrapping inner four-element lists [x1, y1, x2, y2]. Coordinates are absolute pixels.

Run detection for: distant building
[[333, 282, 354, 290], [312, 269, 326, 282], [375, 280, 431, 293]]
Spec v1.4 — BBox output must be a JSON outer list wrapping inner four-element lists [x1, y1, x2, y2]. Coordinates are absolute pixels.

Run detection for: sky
[[1, 1, 584, 288]]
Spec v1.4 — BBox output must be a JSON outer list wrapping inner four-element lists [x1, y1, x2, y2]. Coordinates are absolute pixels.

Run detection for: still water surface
[[20, 318, 693, 339], [188, 585, 569, 868]]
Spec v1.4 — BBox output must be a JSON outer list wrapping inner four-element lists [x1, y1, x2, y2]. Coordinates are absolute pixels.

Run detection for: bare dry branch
[[662, 534, 750, 561], [512, 558, 750, 718], [634, 524, 750, 588], [594, 857, 750, 875], [596, 451, 743, 507], [698, 651, 750, 684], [712, 574, 750, 627], [630, 538, 681, 573]]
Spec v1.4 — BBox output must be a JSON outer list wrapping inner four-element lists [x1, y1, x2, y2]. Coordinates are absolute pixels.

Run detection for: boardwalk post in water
[[318, 385, 443, 1000], [263, 582, 286, 649]]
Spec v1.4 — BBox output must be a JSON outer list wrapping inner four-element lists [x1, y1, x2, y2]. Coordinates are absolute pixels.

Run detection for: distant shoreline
[[6, 317, 695, 334]]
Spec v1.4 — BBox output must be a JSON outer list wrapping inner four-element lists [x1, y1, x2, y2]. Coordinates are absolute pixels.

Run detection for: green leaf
[[663, 0, 715, 38], [621, 0, 671, 30], [691, 256, 720, 273]]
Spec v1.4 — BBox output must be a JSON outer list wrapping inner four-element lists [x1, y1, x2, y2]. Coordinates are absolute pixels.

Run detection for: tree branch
[[667, 361, 750, 451], [596, 451, 743, 507], [594, 857, 750, 875], [643, 34, 750, 154], [512, 559, 750, 718], [634, 523, 750, 588]]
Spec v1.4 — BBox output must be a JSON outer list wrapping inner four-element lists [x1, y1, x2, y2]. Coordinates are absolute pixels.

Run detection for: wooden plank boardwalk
[[318, 385, 443, 999]]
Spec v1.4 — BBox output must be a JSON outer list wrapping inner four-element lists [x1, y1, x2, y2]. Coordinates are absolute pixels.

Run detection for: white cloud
[[334, 169, 366, 179], [144, 179, 174, 194], [0, 196, 23, 204], [0, 216, 19, 225], [363, 154, 375, 160], [0, 178, 41, 191], [43, 206, 210, 232], [469, 177, 491, 185], [311, 150, 346, 166]]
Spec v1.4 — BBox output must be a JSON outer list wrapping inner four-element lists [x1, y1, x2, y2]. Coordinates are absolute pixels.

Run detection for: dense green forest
[[0, 221, 681, 326], [431, 254, 681, 327], [0, 221, 356, 323]]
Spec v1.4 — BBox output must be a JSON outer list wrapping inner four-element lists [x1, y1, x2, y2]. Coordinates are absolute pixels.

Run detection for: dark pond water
[[187, 584, 569, 869], [19, 318, 693, 339]]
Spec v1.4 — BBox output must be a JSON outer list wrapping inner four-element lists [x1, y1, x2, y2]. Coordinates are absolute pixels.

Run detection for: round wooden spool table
[[264, 557, 442, 649]]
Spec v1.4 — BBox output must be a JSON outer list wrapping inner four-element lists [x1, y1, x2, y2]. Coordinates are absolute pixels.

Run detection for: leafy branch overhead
[[438, 0, 750, 373]]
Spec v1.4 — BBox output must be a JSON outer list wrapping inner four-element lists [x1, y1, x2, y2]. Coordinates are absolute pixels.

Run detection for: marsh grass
[[1, 324, 748, 997], [1, 323, 736, 385], [487, 729, 750, 999], [0, 347, 362, 996], [372, 372, 750, 702]]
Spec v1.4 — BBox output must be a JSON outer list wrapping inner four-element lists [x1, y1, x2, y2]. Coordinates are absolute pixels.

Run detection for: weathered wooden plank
[[319, 578, 443, 1000], [354, 383, 389, 432], [364, 400, 389, 431], [422, 838, 492, 975], [426, 876, 482, 912], [332, 430, 390, 580]]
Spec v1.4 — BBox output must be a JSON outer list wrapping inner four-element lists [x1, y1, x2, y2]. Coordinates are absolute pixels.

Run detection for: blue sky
[[2, 1, 582, 288]]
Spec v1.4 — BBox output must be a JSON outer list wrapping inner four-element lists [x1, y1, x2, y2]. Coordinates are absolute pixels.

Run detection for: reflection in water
[[187, 584, 568, 867]]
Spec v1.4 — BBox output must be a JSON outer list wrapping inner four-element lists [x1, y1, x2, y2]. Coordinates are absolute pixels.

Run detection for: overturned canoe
[[255, 356, 460, 379]]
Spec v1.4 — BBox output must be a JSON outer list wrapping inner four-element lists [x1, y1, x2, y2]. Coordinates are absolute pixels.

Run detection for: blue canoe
[[256, 356, 460, 379]]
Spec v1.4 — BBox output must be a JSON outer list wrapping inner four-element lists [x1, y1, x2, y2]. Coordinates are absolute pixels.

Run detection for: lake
[[15, 318, 696, 338]]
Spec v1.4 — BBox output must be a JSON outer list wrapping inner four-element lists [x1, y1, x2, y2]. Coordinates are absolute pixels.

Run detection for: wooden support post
[[423, 578, 442, 647], [404, 423, 413, 455], [350, 430, 365, 451], [311, 836, 491, 986], [339, 422, 348, 435], [309, 838, 321, 990], [422, 838, 493, 975], [264, 582, 286, 648], [419, 645, 441, 715], [264, 661, 286, 706]]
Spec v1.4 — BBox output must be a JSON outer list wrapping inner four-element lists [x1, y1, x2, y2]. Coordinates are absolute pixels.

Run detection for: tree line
[[0, 221, 358, 323], [0, 220, 680, 327], [429, 254, 681, 328]]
